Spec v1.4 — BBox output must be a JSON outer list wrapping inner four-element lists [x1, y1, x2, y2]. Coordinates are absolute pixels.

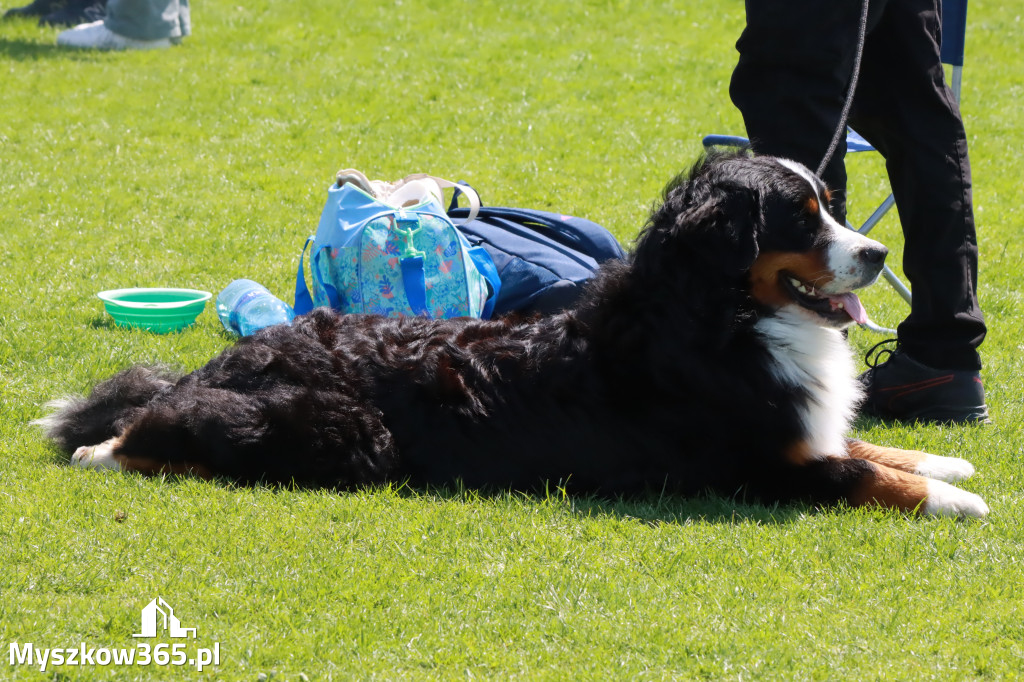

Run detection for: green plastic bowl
[[97, 288, 212, 333]]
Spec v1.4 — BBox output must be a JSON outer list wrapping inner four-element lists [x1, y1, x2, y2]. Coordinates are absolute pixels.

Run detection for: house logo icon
[[132, 597, 197, 639]]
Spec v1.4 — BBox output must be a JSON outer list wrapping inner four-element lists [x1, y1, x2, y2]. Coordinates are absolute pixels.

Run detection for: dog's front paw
[[71, 438, 122, 471], [914, 453, 976, 482], [922, 479, 989, 518]]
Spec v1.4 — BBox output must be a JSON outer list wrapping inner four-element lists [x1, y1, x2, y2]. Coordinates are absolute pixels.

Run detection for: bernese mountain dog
[[37, 152, 988, 517]]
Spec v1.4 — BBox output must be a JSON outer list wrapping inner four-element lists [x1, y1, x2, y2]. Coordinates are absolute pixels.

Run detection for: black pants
[[729, 0, 985, 370]]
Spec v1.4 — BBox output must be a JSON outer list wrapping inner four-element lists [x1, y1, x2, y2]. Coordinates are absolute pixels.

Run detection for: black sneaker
[[39, 0, 104, 27], [4, 0, 65, 19], [857, 339, 990, 424]]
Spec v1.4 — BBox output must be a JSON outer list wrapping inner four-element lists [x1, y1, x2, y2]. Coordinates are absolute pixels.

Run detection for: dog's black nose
[[858, 245, 888, 266]]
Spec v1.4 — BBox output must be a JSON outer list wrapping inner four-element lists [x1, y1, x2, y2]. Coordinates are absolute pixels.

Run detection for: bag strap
[[395, 212, 429, 316], [449, 204, 626, 263], [295, 236, 343, 313], [399, 174, 480, 222], [294, 236, 315, 315], [467, 245, 501, 319], [335, 168, 375, 194], [399, 256, 428, 316], [446, 182, 625, 259], [448, 182, 475, 215]]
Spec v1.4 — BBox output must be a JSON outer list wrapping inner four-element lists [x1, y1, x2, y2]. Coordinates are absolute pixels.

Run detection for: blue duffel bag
[[294, 172, 500, 319], [447, 192, 627, 317]]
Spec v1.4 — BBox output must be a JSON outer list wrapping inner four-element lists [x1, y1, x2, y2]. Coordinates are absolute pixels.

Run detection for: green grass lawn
[[2, 0, 1023, 679]]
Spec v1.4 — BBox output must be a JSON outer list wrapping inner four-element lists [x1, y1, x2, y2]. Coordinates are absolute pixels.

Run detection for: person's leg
[[729, 0, 887, 218], [57, 0, 187, 49], [175, 0, 189, 38], [730, 0, 987, 422], [104, 0, 186, 41], [3, 0, 64, 19], [38, 0, 106, 28], [846, 0, 985, 372], [846, 0, 987, 423]]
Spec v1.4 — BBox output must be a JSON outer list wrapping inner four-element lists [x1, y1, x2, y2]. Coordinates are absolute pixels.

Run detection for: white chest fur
[[754, 308, 863, 457]]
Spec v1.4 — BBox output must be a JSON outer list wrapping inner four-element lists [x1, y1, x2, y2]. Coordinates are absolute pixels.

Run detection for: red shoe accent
[[877, 374, 955, 405]]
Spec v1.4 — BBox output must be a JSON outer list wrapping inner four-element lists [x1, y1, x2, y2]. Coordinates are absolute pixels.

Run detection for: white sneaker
[[57, 20, 172, 50]]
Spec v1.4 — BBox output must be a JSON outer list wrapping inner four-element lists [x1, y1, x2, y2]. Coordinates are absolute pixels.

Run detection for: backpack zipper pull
[[394, 210, 425, 259]]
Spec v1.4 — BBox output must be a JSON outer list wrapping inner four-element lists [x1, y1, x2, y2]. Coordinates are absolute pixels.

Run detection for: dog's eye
[[795, 213, 820, 235]]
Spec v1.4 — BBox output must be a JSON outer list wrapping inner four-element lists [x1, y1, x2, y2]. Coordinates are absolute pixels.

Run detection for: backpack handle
[[401, 174, 480, 222], [336, 170, 481, 222]]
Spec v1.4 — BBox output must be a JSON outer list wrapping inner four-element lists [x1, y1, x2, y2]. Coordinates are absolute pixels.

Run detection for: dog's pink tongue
[[831, 292, 867, 324]]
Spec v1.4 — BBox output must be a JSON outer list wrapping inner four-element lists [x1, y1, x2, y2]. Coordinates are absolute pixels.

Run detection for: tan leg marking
[[784, 439, 815, 466], [846, 439, 975, 482], [849, 462, 930, 512], [846, 439, 927, 472], [850, 461, 988, 518]]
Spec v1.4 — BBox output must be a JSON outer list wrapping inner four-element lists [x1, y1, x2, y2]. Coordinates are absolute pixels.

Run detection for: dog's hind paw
[[922, 479, 989, 518], [915, 453, 976, 482], [71, 438, 122, 471]]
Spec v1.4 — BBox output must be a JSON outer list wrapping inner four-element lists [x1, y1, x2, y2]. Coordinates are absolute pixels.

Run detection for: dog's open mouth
[[781, 273, 867, 324]]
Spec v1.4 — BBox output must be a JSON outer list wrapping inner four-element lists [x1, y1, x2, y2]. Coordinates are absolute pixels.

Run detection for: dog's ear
[[676, 183, 762, 276], [634, 170, 762, 285]]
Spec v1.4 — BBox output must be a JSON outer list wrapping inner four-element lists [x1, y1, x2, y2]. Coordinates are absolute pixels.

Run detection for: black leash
[[816, 0, 872, 177]]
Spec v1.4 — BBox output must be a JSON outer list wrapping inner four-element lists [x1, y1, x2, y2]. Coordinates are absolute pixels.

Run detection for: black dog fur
[[40, 152, 944, 509]]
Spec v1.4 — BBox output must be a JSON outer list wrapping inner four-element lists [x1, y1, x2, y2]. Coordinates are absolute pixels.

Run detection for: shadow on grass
[[0, 37, 61, 60], [88, 315, 119, 330], [565, 492, 809, 526], [48, 440, 809, 526], [87, 315, 219, 336], [399, 483, 811, 526], [0, 37, 109, 61]]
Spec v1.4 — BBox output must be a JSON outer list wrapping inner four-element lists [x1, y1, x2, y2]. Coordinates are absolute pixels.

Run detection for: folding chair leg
[[853, 194, 896, 236], [859, 317, 898, 335], [881, 264, 913, 304]]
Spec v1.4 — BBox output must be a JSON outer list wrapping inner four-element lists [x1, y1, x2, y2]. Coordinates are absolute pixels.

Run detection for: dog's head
[[634, 151, 886, 329]]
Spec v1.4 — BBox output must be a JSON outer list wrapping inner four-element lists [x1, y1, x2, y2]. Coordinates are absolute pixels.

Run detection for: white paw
[[71, 438, 122, 471], [915, 453, 976, 482], [922, 479, 989, 518]]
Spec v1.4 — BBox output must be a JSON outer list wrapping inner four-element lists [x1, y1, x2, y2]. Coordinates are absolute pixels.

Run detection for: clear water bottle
[[216, 279, 295, 336]]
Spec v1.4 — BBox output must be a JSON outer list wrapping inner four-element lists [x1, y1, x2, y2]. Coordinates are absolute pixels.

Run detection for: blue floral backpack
[[294, 171, 500, 319]]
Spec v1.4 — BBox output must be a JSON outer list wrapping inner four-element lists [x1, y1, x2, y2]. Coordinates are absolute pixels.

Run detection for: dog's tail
[[33, 366, 181, 453]]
